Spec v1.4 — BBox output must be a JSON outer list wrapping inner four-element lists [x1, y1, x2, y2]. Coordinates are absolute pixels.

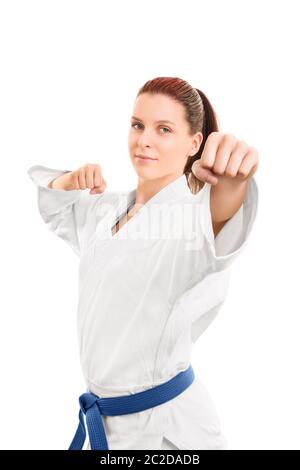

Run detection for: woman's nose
[[137, 130, 154, 147]]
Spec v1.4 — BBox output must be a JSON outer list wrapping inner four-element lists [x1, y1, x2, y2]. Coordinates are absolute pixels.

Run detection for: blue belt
[[69, 364, 195, 450]]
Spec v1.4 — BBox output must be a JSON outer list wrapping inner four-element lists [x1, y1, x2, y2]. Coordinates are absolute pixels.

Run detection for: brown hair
[[136, 77, 220, 194]]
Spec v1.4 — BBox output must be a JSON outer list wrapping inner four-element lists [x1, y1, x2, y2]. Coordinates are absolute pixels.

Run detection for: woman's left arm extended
[[191, 132, 259, 238]]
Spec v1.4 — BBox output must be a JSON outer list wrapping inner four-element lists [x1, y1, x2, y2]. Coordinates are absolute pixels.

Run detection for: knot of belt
[[70, 391, 109, 450]]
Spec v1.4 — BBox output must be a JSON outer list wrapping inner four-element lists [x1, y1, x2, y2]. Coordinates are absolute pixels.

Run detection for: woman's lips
[[135, 154, 158, 162]]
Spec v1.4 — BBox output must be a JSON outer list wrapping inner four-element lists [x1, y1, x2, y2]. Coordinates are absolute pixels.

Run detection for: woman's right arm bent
[[28, 163, 107, 256]]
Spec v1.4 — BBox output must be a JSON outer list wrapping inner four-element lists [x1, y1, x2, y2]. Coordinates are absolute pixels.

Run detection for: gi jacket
[[28, 165, 259, 450]]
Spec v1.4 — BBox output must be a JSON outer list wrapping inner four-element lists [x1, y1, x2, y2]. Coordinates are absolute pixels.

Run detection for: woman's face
[[128, 93, 202, 181]]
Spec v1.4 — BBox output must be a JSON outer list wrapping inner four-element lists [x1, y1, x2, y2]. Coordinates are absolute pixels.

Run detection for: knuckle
[[225, 168, 236, 177], [91, 163, 101, 170], [212, 165, 224, 175], [207, 132, 220, 144], [239, 142, 250, 153], [225, 133, 236, 144], [209, 131, 219, 138]]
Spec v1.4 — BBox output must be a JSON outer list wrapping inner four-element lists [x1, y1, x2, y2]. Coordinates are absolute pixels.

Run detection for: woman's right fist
[[48, 163, 107, 195]]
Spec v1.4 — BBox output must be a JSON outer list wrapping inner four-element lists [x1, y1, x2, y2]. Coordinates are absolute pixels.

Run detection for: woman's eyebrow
[[131, 116, 176, 126]]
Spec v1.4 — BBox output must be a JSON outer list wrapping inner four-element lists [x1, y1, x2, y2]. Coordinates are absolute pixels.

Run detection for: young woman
[[28, 76, 259, 450]]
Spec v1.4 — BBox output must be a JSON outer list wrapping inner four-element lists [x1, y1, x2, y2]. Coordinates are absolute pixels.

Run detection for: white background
[[0, 0, 299, 450]]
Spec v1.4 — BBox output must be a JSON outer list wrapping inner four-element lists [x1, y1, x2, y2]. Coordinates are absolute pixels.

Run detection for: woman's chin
[[132, 164, 159, 176]]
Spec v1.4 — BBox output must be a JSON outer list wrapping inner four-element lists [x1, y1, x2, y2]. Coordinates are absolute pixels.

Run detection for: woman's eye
[[131, 123, 171, 133], [160, 127, 171, 133], [131, 123, 142, 130]]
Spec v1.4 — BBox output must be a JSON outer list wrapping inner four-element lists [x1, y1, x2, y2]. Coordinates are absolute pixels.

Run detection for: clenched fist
[[48, 163, 107, 195]]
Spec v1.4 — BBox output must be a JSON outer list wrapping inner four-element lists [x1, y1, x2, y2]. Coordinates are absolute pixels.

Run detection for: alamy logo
[[94, 196, 206, 251]]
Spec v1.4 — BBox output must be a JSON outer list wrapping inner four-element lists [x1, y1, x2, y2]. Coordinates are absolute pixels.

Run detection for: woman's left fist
[[191, 132, 259, 185]]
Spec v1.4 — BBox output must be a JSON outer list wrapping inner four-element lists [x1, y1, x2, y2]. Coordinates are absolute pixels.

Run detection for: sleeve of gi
[[167, 176, 259, 345], [198, 175, 259, 272], [27, 164, 106, 257]]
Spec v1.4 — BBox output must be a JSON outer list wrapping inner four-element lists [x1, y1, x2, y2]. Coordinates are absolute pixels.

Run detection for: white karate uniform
[[27, 165, 259, 450]]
